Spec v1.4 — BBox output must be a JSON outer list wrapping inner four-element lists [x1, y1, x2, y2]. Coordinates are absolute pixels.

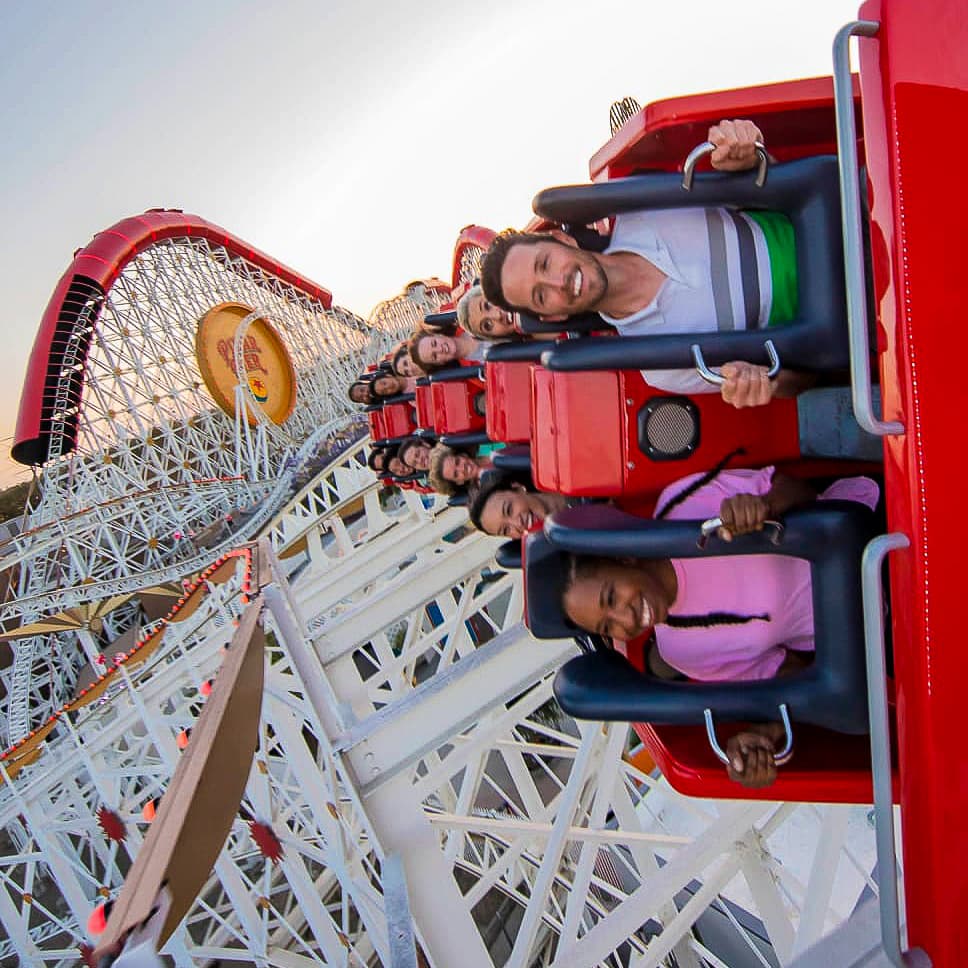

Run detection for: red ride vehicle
[[471, 1, 966, 962]]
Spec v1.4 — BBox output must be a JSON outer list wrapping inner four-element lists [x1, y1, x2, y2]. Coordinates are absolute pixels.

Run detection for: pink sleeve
[[818, 476, 880, 510], [657, 634, 787, 681], [656, 466, 776, 520]]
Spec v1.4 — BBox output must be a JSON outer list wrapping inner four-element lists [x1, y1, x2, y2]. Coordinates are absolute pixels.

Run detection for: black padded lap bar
[[484, 341, 550, 363], [535, 156, 849, 373], [491, 445, 533, 473], [517, 312, 603, 335], [429, 366, 484, 384], [424, 310, 457, 328], [439, 431, 491, 449], [495, 540, 523, 570], [527, 501, 875, 734], [371, 436, 411, 448]]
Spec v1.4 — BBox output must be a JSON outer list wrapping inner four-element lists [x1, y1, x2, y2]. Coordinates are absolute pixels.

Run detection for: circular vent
[[638, 397, 700, 461]]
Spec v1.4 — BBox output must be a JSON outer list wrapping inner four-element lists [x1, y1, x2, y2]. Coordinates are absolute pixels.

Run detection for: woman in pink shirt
[[561, 465, 879, 787]]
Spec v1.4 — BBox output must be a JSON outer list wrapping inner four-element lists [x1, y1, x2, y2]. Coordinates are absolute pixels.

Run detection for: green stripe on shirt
[[745, 210, 798, 326]]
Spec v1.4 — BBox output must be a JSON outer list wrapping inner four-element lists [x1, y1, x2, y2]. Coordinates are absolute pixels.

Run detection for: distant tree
[[0, 480, 33, 525]]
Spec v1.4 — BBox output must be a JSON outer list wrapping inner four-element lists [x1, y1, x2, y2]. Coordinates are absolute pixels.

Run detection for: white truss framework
[[0, 231, 450, 743]]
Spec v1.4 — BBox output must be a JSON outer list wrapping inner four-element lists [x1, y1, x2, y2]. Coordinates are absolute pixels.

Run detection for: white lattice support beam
[[381, 853, 418, 968], [0, 869, 38, 965], [334, 624, 575, 798], [364, 770, 494, 968], [789, 805, 853, 958], [551, 802, 779, 967], [264, 573, 489, 968], [737, 827, 797, 962], [260, 688, 392, 961], [291, 504, 463, 620], [0, 788, 91, 933], [557, 722, 631, 951], [629, 851, 747, 968], [210, 855, 269, 957], [607, 780, 704, 968], [504, 720, 612, 968], [313, 530, 498, 661]]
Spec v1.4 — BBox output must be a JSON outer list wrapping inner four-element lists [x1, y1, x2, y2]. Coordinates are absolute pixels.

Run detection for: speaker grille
[[637, 397, 700, 460]]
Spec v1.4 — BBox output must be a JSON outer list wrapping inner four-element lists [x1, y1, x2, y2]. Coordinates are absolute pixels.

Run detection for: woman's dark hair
[[368, 373, 407, 401], [348, 379, 375, 405], [467, 468, 534, 532], [397, 435, 432, 468], [653, 448, 745, 519], [391, 344, 416, 376], [367, 445, 398, 474]]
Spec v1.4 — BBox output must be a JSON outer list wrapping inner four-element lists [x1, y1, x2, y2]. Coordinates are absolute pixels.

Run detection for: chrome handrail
[[832, 20, 903, 436], [861, 533, 920, 968]]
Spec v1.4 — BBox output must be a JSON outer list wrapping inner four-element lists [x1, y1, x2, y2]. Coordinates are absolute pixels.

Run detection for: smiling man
[[480, 119, 809, 407]]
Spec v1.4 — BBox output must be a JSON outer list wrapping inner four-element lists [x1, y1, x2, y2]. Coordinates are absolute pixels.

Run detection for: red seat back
[[414, 384, 435, 432], [431, 377, 486, 435], [530, 369, 801, 499], [486, 361, 534, 444], [368, 400, 416, 442]]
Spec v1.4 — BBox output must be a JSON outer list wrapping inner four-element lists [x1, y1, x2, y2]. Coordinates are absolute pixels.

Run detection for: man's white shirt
[[599, 207, 773, 394]]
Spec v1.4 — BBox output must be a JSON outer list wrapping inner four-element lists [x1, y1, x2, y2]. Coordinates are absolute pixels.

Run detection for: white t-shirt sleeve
[[640, 367, 721, 395]]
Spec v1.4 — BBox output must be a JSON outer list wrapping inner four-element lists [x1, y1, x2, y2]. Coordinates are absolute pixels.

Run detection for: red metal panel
[[485, 361, 534, 444], [634, 722, 898, 805], [367, 410, 386, 440], [856, 0, 968, 958], [431, 379, 486, 436], [531, 370, 627, 497], [589, 75, 862, 182], [14, 210, 334, 465], [379, 402, 416, 440], [414, 385, 435, 432], [531, 370, 800, 500]]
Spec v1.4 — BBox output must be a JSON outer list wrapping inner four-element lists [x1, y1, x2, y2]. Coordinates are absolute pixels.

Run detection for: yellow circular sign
[[195, 303, 297, 426]]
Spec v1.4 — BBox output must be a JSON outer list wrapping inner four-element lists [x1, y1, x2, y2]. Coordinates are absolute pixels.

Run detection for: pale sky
[[0, 0, 856, 488]]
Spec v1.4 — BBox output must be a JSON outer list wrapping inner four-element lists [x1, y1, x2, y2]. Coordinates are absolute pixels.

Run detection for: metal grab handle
[[833, 20, 903, 437], [682, 140, 769, 190], [691, 338, 781, 387], [697, 516, 783, 549], [861, 532, 912, 968], [703, 703, 794, 766]]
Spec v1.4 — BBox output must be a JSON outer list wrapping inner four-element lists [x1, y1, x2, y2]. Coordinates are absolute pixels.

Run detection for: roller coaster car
[[530, 1, 968, 955], [366, 394, 416, 447], [483, 341, 547, 445], [413, 364, 489, 449], [524, 146, 877, 497], [523, 503, 891, 804]]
